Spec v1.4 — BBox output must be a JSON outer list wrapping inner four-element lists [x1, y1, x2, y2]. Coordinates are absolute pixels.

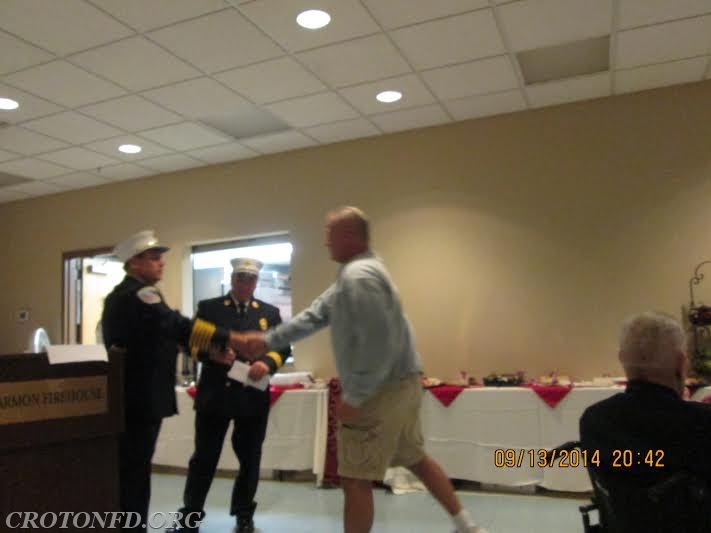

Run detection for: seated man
[[580, 311, 711, 529]]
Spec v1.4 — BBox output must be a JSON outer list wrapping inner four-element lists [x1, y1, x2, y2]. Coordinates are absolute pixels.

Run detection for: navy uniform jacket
[[102, 275, 228, 422], [580, 380, 711, 485], [194, 295, 291, 418]]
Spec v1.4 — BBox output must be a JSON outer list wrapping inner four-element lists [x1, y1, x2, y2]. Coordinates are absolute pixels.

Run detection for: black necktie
[[238, 302, 247, 318]]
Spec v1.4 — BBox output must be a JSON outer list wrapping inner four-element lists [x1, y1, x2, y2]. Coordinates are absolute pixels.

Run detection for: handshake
[[207, 331, 268, 366]]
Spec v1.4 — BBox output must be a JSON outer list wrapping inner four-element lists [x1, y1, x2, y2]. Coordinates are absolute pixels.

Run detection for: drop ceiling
[[0, 0, 710, 204]]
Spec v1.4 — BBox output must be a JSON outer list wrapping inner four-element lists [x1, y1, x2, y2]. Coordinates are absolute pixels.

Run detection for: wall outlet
[[16, 309, 29, 322]]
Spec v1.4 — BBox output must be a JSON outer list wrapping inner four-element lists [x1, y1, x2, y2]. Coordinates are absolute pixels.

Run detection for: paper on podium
[[227, 360, 269, 391], [46, 344, 108, 365]]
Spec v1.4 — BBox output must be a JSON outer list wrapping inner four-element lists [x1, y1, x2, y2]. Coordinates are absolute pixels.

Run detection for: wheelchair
[[553, 441, 711, 533]]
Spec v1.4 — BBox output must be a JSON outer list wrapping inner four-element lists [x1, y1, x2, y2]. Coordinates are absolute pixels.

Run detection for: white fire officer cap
[[231, 258, 263, 277], [113, 230, 169, 263]]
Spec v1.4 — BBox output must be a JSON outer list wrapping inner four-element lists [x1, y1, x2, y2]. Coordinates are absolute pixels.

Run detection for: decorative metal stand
[[688, 261, 711, 378]]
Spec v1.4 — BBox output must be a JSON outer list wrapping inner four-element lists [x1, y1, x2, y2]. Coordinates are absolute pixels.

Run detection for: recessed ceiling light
[[118, 144, 142, 154], [0, 97, 19, 110], [376, 90, 402, 103], [296, 9, 331, 30]]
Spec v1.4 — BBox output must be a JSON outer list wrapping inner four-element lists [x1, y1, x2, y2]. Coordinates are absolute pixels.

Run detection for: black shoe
[[236, 517, 255, 533]]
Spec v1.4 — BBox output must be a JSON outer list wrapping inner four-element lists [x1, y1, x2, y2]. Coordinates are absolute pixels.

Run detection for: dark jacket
[[102, 275, 213, 421], [194, 295, 291, 418], [580, 380, 711, 485]]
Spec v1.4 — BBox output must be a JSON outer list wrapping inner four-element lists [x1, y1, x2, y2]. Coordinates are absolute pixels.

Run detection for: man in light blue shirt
[[245, 206, 487, 533]]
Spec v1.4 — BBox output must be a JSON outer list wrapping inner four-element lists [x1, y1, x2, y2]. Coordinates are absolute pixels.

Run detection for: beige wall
[[2, 80, 711, 382]]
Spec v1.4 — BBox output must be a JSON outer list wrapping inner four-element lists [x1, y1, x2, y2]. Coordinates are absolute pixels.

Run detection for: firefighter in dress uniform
[[102, 230, 237, 533], [167, 258, 291, 533]]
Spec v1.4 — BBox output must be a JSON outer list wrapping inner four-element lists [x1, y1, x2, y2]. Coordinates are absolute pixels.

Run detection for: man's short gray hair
[[619, 311, 685, 371], [330, 205, 370, 242]]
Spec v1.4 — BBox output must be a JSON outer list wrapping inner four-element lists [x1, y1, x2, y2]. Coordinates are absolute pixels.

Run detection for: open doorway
[[62, 248, 124, 345]]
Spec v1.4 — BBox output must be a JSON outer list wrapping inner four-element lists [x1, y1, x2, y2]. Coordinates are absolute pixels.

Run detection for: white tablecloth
[[153, 387, 328, 484], [419, 386, 622, 492]]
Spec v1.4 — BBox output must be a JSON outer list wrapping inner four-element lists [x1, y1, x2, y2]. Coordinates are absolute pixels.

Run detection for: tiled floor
[[149, 473, 588, 532]]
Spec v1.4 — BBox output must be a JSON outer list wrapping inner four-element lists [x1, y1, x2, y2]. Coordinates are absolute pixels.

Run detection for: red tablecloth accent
[[525, 384, 573, 408], [323, 377, 341, 487], [268, 383, 304, 407], [427, 385, 466, 407]]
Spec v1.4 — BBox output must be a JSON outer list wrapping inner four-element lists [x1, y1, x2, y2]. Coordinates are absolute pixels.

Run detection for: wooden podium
[[0, 349, 122, 531]]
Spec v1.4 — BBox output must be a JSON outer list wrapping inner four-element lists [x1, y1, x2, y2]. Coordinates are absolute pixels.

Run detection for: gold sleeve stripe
[[189, 318, 217, 358], [266, 351, 283, 368]]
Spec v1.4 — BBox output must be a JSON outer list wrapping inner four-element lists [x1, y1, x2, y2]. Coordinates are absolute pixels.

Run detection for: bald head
[[618, 311, 687, 394], [325, 206, 370, 263]]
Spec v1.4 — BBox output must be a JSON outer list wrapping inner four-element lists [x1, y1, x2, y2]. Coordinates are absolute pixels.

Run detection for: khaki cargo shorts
[[337, 374, 425, 480]]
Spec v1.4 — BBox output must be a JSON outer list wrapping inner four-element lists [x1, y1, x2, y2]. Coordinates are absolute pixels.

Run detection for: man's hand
[[244, 331, 267, 359], [229, 331, 247, 354], [336, 399, 359, 422], [247, 360, 270, 381], [208, 346, 236, 366]]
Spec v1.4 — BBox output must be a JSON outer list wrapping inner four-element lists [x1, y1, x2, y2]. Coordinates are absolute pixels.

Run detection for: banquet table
[[419, 386, 623, 491], [153, 386, 328, 484]]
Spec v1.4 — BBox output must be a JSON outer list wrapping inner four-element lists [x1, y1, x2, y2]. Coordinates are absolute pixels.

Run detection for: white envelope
[[227, 360, 270, 391]]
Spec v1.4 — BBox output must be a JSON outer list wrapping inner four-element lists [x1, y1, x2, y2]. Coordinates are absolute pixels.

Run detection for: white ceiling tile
[[526, 72, 611, 108], [79, 95, 182, 131], [96, 163, 154, 181], [0, 83, 63, 123], [138, 153, 203, 172], [0, 149, 20, 162], [215, 57, 327, 104], [89, 0, 228, 32], [2, 180, 65, 197], [616, 15, 711, 69], [265, 92, 359, 128], [339, 74, 435, 114], [296, 34, 411, 88], [443, 89, 527, 120], [422, 56, 519, 100], [47, 171, 111, 189], [0, 30, 54, 75], [38, 147, 121, 170], [497, 0, 612, 51], [188, 142, 259, 164], [0, 188, 30, 203], [303, 118, 380, 143], [370, 104, 450, 133], [0, 157, 71, 179], [147, 9, 284, 74], [4, 60, 126, 107], [614, 56, 708, 94], [70, 36, 201, 92], [23, 112, 123, 145], [138, 122, 233, 151], [0, 0, 133, 55], [240, 131, 317, 154], [362, 0, 489, 29], [0, 127, 69, 155], [391, 10, 505, 70], [84, 135, 173, 161], [239, 0, 379, 53], [141, 77, 252, 119], [619, 0, 711, 29]]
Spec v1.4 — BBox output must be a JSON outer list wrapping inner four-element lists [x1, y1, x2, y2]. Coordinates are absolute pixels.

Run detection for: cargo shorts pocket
[[338, 424, 381, 474]]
